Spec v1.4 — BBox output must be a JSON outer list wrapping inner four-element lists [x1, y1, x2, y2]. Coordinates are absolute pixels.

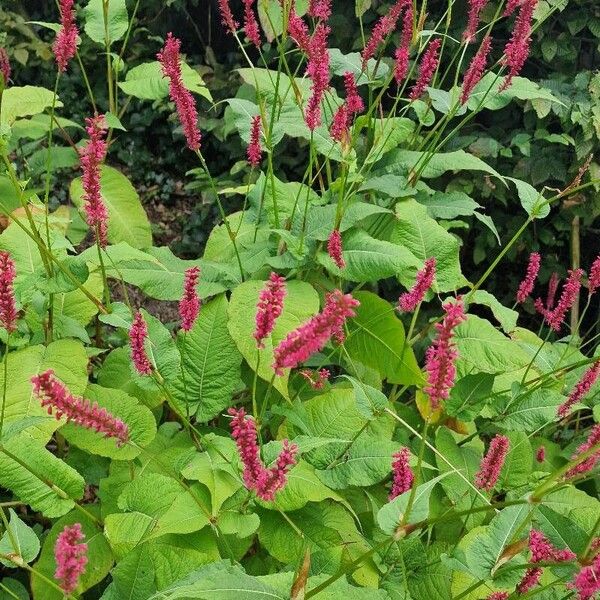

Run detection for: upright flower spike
[[228, 408, 264, 488], [569, 554, 600, 600], [243, 0, 262, 47], [79, 115, 109, 248], [0, 251, 17, 333], [157, 33, 201, 152], [565, 424, 600, 479], [53, 0, 79, 72], [288, 11, 311, 53], [463, 0, 488, 42], [589, 254, 600, 294], [304, 23, 331, 130], [544, 268, 583, 332], [0, 48, 10, 86], [255, 440, 298, 501], [54, 523, 88, 594], [409, 38, 441, 101], [500, 0, 537, 91], [535, 445, 546, 463], [389, 447, 414, 500], [474, 434, 509, 491], [398, 257, 436, 312], [557, 360, 600, 419], [460, 36, 492, 105], [129, 311, 154, 376], [361, 0, 410, 66], [247, 115, 263, 167], [330, 104, 351, 145], [424, 297, 466, 409], [179, 267, 201, 332], [218, 0, 239, 34], [327, 229, 346, 268], [273, 290, 359, 374], [394, 47, 410, 85], [254, 273, 287, 348], [31, 370, 129, 446], [343, 72, 364, 114], [308, 0, 332, 21], [516, 251, 541, 303]]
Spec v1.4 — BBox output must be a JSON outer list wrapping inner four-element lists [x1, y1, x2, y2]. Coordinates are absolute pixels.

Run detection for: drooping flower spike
[[54, 0, 79, 73], [31, 370, 129, 446], [157, 33, 201, 152], [0, 251, 18, 333], [516, 251, 541, 304], [389, 447, 414, 500], [179, 267, 201, 332], [130, 311, 154, 376], [0, 48, 10, 86], [79, 115, 109, 248], [398, 257, 436, 312], [474, 434, 509, 491], [460, 36, 492, 105], [54, 523, 88, 594], [254, 273, 287, 348], [409, 38, 441, 101], [247, 115, 263, 167], [589, 254, 600, 295]]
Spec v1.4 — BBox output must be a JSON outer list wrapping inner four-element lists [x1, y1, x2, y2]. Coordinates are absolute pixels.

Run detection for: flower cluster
[[79, 115, 109, 248], [0, 251, 17, 333], [536, 445, 546, 463], [516, 252, 541, 304], [570, 554, 600, 600], [299, 368, 330, 390], [243, 0, 261, 47], [362, 0, 411, 66], [486, 594, 509, 600], [247, 115, 263, 167], [398, 258, 436, 312], [273, 290, 359, 374], [157, 33, 201, 152], [589, 254, 600, 294], [218, 0, 239, 34], [501, 0, 537, 90], [546, 272, 560, 310], [31, 370, 129, 446], [330, 72, 363, 146], [565, 424, 600, 480], [327, 229, 345, 269], [461, 36, 492, 104], [53, 0, 78, 73], [409, 38, 441, 101], [179, 267, 201, 332], [389, 447, 414, 500], [424, 297, 466, 409], [288, 10, 311, 52], [0, 48, 10, 86], [304, 24, 331, 129], [474, 434, 510, 491], [54, 523, 88, 593], [394, 6, 414, 84], [464, 0, 488, 41], [254, 273, 287, 348], [557, 360, 600, 419], [130, 311, 154, 376], [228, 408, 298, 500], [308, 0, 332, 21], [535, 268, 583, 332]]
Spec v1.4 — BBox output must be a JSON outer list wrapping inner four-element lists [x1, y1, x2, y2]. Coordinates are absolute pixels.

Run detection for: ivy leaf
[[0, 509, 40, 568]]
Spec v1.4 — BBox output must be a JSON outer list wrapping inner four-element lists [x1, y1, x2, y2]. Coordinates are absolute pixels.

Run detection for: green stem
[[0, 336, 8, 440]]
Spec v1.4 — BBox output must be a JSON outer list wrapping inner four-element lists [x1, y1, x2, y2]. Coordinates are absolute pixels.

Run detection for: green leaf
[[170, 295, 242, 422], [377, 474, 449, 532], [61, 384, 156, 459], [506, 177, 550, 219], [31, 506, 113, 600], [84, 0, 128, 45], [495, 387, 564, 432], [544, 487, 600, 532], [340, 376, 388, 419], [319, 229, 421, 283], [468, 291, 519, 334], [118, 61, 212, 102], [1, 86, 63, 126], [355, 0, 372, 16], [364, 118, 416, 164], [329, 49, 388, 85], [497, 431, 532, 490], [345, 291, 422, 385], [418, 191, 482, 220], [392, 199, 468, 292], [445, 373, 495, 421], [70, 166, 152, 249], [227, 279, 319, 399], [534, 505, 588, 556], [0, 579, 28, 600], [0, 509, 40, 567]]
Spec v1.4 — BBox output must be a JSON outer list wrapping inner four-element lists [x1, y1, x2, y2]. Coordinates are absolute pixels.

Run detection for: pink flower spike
[[288, 11, 311, 53], [361, 0, 410, 66], [557, 360, 600, 419], [516, 251, 541, 304], [157, 33, 201, 152], [254, 273, 287, 348], [535, 445, 545, 463], [389, 447, 414, 500], [517, 567, 543, 594], [474, 434, 509, 491], [0, 251, 18, 333], [255, 440, 298, 501], [218, 0, 239, 34], [423, 297, 466, 409], [299, 368, 330, 390], [460, 36, 492, 105], [0, 48, 10, 86], [273, 290, 359, 374], [53, 0, 79, 73], [327, 229, 346, 269], [79, 115, 109, 248], [179, 267, 201, 332], [394, 46, 410, 85], [228, 408, 263, 488], [544, 268, 583, 332], [343, 72, 364, 114], [31, 370, 129, 446], [304, 23, 331, 130], [243, 0, 262, 47], [463, 0, 488, 42], [486, 594, 509, 600], [308, 0, 332, 21], [565, 423, 600, 479], [409, 38, 441, 101], [398, 257, 436, 312], [247, 115, 263, 167], [129, 311, 154, 376], [330, 104, 351, 145], [503, 0, 522, 17], [589, 255, 600, 294], [569, 555, 600, 600], [54, 523, 88, 594]]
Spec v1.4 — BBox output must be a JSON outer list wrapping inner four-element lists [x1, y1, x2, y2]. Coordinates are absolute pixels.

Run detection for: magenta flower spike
[[474, 434, 509, 491], [54, 523, 88, 593], [398, 257, 436, 312], [179, 267, 201, 332], [254, 273, 287, 348], [389, 447, 414, 500], [0, 251, 17, 333]]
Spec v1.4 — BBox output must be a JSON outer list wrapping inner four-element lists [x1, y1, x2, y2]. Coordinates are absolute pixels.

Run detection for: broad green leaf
[[445, 373, 494, 421], [238, 68, 312, 104], [319, 229, 421, 283], [468, 290, 519, 334], [84, 0, 128, 44], [341, 375, 388, 419], [61, 384, 157, 459], [227, 279, 319, 398], [52, 272, 104, 328], [118, 61, 212, 102], [71, 166, 152, 249], [345, 291, 422, 385], [377, 474, 450, 533], [355, 0, 372, 16], [543, 487, 600, 532], [507, 177, 551, 219], [0, 579, 28, 600], [170, 295, 243, 422], [534, 505, 588, 556], [1, 86, 62, 126], [0, 509, 40, 567], [0, 176, 23, 215], [494, 387, 564, 432], [31, 507, 113, 600], [365, 118, 415, 164], [497, 431, 532, 489], [392, 199, 468, 292], [418, 190, 482, 220], [329, 49, 389, 85]]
